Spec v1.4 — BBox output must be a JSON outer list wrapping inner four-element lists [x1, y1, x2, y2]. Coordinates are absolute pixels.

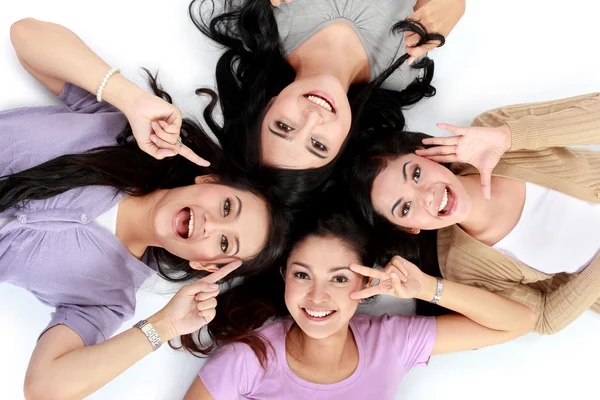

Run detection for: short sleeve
[[199, 343, 259, 400], [382, 315, 437, 368], [42, 303, 128, 347], [59, 83, 121, 115]]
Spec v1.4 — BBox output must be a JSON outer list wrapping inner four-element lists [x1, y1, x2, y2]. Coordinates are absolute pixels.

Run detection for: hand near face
[[349, 256, 424, 300], [154, 260, 242, 339], [124, 90, 210, 167], [404, 0, 466, 64], [416, 123, 513, 200]]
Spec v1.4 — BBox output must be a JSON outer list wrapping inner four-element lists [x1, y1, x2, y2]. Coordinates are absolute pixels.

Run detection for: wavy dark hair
[[181, 187, 420, 368], [188, 0, 444, 207], [345, 128, 442, 225], [0, 70, 292, 283]]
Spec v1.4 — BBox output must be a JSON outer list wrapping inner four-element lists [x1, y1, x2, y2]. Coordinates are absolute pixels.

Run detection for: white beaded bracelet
[[96, 67, 121, 103]]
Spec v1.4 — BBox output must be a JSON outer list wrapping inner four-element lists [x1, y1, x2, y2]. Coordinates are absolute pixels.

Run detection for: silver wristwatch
[[133, 320, 163, 351], [430, 278, 444, 305]]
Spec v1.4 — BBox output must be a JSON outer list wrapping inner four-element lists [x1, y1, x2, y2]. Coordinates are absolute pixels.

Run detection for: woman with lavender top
[[1, 18, 290, 399]]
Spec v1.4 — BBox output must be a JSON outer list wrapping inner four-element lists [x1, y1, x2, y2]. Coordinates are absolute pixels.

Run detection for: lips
[[303, 91, 336, 114], [173, 207, 195, 239], [438, 186, 456, 216], [302, 307, 337, 322]]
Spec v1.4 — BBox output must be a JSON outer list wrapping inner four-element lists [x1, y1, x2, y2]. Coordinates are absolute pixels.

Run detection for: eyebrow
[[269, 126, 327, 160], [292, 262, 351, 273], [235, 196, 242, 218], [390, 161, 412, 217], [230, 196, 242, 257]]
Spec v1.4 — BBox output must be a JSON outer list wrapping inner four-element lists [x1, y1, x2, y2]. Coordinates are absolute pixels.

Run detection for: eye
[[332, 275, 348, 283], [413, 166, 421, 183], [223, 198, 231, 217], [311, 138, 328, 152], [276, 121, 294, 132], [220, 235, 229, 253], [402, 201, 412, 217], [294, 272, 309, 280]]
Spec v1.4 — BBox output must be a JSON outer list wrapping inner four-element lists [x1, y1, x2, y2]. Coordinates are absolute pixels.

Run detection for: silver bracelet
[[430, 278, 444, 305], [133, 320, 162, 351], [96, 67, 120, 103]]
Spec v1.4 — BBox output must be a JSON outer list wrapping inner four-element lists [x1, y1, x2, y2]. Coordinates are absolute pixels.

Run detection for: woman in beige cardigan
[[348, 93, 600, 334]]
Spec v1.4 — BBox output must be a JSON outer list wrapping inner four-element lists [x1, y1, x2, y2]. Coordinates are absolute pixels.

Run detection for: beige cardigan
[[437, 92, 600, 335]]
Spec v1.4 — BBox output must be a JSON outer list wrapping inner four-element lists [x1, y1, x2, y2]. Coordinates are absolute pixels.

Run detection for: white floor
[[1, 1, 599, 399]]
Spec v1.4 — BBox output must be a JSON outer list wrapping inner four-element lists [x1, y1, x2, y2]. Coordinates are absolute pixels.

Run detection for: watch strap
[[133, 320, 162, 351]]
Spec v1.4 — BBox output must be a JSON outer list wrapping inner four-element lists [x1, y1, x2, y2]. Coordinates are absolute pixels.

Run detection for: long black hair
[[188, 0, 444, 207], [181, 186, 421, 367], [0, 70, 292, 282]]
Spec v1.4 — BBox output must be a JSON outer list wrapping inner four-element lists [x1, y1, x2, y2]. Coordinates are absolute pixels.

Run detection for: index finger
[[202, 260, 243, 284], [349, 264, 388, 280], [178, 144, 211, 167]]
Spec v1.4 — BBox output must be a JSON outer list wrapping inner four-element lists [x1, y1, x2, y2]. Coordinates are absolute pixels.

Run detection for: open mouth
[[303, 92, 336, 114], [437, 187, 456, 216], [174, 207, 195, 239], [302, 308, 337, 322]]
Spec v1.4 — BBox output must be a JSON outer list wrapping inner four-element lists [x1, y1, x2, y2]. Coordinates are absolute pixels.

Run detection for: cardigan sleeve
[[441, 247, 600, 335], [471, 92, 600, 150]]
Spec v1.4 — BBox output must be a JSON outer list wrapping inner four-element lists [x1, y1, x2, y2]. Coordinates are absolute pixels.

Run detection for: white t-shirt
[[494, 182, 600, 274]]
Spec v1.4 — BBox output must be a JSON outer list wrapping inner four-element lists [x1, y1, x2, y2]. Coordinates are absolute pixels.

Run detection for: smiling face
[[260, 75, 352, 169], [371, 154, 472, 230], [151, 176, 270, 266], [284, 235, 365, 340]]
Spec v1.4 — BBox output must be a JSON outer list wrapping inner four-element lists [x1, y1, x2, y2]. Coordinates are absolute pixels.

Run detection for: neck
[[286, 25, 370, 90], [287, 322, 354, 368], [116, 191, 165, 259], [456, 175, 493, 237]]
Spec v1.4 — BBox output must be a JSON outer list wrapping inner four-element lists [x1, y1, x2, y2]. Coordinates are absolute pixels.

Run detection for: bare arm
[[23, 262, 241, 400], [184, 378, 216, 400], [10, 18, 143, 112], [413, 276, 536, 355], [350, 257, 536, 356], [24, 314, 174, 400]]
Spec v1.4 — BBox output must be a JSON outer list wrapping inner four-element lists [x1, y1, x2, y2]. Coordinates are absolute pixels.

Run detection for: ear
[[189, 261, 219, 273], [194, 174, 218, 185], [279, 266, 286, 281]]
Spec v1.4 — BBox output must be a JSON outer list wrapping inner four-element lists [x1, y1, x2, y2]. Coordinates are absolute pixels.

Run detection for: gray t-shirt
[[274, 0, 421, 90], [0, 84, 156, 346]]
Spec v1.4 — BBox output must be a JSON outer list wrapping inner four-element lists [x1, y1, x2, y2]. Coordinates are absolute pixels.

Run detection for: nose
[[418, 185, 435, 212], [306, 281, 331, 304], [201, 213, 225, 239], [301, 108, 323, 132]]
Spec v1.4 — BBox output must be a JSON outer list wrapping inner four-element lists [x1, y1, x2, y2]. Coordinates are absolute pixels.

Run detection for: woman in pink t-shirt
[[184, 196, 536, 400]]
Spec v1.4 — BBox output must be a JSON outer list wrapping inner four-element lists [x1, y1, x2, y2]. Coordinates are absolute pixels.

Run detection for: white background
[[1, 1, 600, 399]]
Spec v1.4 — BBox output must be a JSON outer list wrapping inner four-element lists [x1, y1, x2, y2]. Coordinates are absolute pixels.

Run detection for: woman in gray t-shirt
[[191, 0, 464, 202]]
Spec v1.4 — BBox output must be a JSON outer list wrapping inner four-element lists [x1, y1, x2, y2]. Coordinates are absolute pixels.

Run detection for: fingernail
[[390, 273, 399, 279], [208, 284, 219, 290], [150, 134, 158, 143]]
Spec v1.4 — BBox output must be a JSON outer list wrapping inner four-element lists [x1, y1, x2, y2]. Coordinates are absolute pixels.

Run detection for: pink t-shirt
[[199, 314, 436, 400]]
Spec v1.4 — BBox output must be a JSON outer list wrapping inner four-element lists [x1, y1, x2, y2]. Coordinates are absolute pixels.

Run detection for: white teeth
[[438, 188, 448, 212], [187, 209, 194, 239], [306, 95, 333, 112], [305, 309, 333, 318]]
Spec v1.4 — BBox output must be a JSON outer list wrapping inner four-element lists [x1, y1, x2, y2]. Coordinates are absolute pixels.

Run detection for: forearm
[[533, 256, 600, 334], [416, 275, 534, 332], [29, 314, 174, 400], [472, 93, 600, 150], [10, 18, 144, 113]]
